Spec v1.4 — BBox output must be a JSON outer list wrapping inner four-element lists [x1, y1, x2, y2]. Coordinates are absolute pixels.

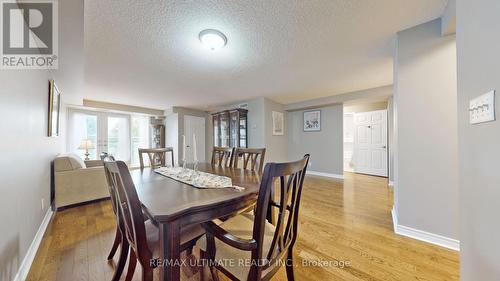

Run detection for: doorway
[[344, 102, 389, 177], [184, 115, 206, 163]]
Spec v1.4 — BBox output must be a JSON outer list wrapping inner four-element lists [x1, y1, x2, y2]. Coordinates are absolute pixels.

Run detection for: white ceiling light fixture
[[199, 29, 227, 51]]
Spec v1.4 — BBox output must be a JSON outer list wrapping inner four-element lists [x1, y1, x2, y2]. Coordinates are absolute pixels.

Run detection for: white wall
[[0, 1, 84, 280], [394, 19, 459, 240], [457, 0, 500, 279], [165, 113, 179, 165]]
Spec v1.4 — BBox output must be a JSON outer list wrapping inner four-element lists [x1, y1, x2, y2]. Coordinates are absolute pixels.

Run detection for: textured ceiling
[[84, 0, 448, 110]]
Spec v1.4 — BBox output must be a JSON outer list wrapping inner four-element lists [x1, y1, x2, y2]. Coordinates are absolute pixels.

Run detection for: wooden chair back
[[249, 154, 310, 279], [138, 147, 174, 169], [211, 146, 234, 167], [102, 155, 117, 214], [103, 159, 152, 264], [232, 148, 266, 174]]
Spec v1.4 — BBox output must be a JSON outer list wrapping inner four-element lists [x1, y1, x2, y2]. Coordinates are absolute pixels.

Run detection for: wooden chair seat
[[146, 220, 205, 258], [196, 213, 276, 279]]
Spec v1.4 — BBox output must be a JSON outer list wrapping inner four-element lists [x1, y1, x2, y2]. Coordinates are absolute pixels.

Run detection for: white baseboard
[[391, 206, 398, 232], [306, 170, 344, 180], [13, 208, 54, 281], [391, 207, 459, 251]]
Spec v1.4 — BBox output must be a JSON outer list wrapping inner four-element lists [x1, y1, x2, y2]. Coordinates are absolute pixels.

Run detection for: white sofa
[[53, 153, 109, 209]]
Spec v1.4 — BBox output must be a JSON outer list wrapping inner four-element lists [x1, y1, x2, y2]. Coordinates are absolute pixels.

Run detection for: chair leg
[[209, 266, 220, 281], [107, 227, 121, 260], [199, 250, 206, 281], [141, 264, 154, 281], [285, 250, 295, 281], [125, 250, 137, 281], [111, 240, 129, 281]]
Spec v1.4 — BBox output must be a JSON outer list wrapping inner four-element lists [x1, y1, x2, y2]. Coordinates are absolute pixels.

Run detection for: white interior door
[[184, 115, 206, 163], [353, 110, 388, 177]]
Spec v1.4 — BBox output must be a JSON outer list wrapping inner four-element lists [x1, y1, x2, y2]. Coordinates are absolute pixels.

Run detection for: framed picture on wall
[[303, 110, 321, 132], [48, 80, 61, 137], [272, 111, 284, 135]]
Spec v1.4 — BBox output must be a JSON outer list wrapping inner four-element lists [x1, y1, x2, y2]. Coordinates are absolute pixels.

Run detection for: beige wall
[[83, 99, 164, 116], [457, 0, 500, 279], [285, 85, 392, 111], [344, 101, 388, 113], [0, 1, 84, 280], [394, 19, 459, 239]]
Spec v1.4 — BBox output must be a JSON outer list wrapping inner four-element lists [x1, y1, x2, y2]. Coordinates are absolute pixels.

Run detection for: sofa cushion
[[54, 153, 86, 171]]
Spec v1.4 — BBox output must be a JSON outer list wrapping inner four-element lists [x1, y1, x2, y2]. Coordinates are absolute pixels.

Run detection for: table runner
[[154, 166, 244, 190]]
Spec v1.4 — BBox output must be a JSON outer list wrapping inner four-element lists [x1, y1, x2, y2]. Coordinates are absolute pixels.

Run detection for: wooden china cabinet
[[212, 108, 248, 148]]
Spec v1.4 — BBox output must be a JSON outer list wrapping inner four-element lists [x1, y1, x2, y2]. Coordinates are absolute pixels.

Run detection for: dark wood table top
[[130, 163, 261, 223]]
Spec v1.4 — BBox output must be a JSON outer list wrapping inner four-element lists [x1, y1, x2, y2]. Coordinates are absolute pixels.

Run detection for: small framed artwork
[[303, 110, 321, 132], [272, 111, 284, 135], [48, 80, 61, 137]]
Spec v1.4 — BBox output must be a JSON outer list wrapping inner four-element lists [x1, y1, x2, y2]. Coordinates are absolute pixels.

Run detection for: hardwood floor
[[26, 172, 459, 281]]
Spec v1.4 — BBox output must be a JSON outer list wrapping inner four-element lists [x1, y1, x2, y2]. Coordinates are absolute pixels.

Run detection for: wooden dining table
[[130, 163, 261, 281]]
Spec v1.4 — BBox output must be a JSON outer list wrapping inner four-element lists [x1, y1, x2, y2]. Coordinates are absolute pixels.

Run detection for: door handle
[[382, 146, 387, 149]]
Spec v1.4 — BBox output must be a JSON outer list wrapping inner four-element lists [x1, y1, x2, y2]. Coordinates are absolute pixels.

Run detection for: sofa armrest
[[85, 160, 103, 167], [54, 166, 110, 208]]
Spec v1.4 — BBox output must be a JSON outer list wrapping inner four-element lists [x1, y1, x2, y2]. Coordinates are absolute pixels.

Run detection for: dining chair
[[197, 154, 310, 281], [103, 159, 204, 281], [232, 148, 266, 174], [211, 146, 235, 167], [138, 147, 175, 169], [102, 155, 130, 281]]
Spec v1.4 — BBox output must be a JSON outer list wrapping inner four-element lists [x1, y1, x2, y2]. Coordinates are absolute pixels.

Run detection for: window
[[68, 109, 151, 166], [131, 115, 150, 167], [69, 111, 98, 160]]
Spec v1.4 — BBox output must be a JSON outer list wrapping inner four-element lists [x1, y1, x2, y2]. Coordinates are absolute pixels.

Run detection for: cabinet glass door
[[213, 115, 220, 147], [220, 112, 229, 147], [239, 115, 247, 148], [229, 111, 239, 147]]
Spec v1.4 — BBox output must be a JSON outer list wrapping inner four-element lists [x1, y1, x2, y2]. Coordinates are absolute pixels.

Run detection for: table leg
[[159, 221, 181, 281]]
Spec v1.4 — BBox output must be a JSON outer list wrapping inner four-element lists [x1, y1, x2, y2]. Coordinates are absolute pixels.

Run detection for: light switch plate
[[469, 90, 495, 124]]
